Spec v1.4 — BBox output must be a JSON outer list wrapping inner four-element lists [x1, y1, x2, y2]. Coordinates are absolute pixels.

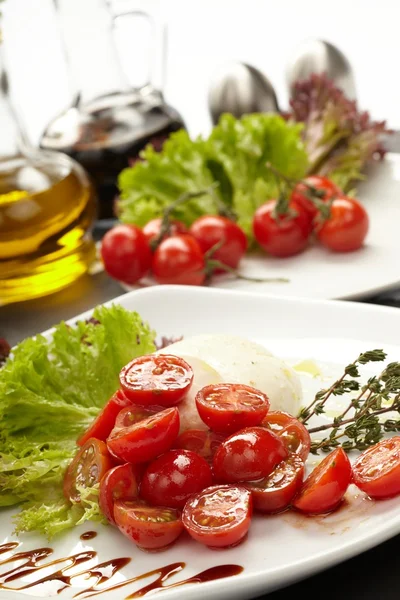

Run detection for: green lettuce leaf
[[0, 304, 156, 537]]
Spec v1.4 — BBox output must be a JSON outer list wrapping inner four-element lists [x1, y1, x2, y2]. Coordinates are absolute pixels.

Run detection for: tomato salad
[[64, 352, 398, 552]]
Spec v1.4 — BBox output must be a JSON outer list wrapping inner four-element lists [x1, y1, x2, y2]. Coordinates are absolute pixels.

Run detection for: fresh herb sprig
[[297, 350, 400, 454]]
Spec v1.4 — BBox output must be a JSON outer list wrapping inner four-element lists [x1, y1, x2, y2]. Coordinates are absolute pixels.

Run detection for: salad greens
[[0, 305, 156, 538], [118, 113, 309, 239]]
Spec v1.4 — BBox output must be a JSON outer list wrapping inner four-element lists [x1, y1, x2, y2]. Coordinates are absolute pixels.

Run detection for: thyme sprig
[[297, 350, 400, 454]]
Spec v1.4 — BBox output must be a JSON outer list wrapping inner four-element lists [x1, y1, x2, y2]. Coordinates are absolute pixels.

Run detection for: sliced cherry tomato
[[119, 354, 193, 407], [107, 407, 180, 464], [100, 224, 152, 285], [262, 410, 311, 461], [151, 234, 206, 286], [352, 437, 400, 500], [77, 390, 133, 447], [182, 484, 252, 548], [213, 426, 288, 483], [114, 499, 184, 551], [142, 218, 188, 247], [291, 176, 342, 219], [315, 196, 369, 252], [63, 438, 114, 503], [243, 454, 305, 513], [252, 199, 312, 257], [195, 383, 270, 434], [292, 447, 352, 514], [140, 449, 213, 509], [114, 404, 159, 429], [189, 215, 248, 272], [99, 463, 139, 524], [173, 429, 226, 463]]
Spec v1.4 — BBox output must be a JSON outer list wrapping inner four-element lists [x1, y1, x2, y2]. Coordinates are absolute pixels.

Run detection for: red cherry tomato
[[99, 463, 139, 524], [119, 354, 193, 407], [262, 410, 311, 461], [182, 484, 252, 548], [252, 199, 311, 257], [77, 390, 132, 447], [292, 447, 352, 514], [173, 429, 226, 463], [100, 224, 152, 284], [195, 383, 270, 434], [142, 218, 188, 247], [107, 407, 180, 464], [243, 454, 305, 513], [63, 438, 114, 503], [151, 234, 206, 286], [291, 176, 342, 219], [114, 404, 159, 429], [315, 196, 369, 252], [352, 437, 400, 499], [189, 215, 247, 272], [114, 499, 184, 551], [140, 449, 213, 509], [213, 426, 288, 483]]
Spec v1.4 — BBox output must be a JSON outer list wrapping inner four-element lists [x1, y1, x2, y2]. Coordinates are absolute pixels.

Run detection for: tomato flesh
[[107, 407, 180, 464], [352, 437, 400, 499], [316, 196, 369, 252], [119, 354, 193, 407], [114, 404, 159, 429], [292, 447, 352, 514], [182, 484, 252, 548], [195, 383, 270, 434], [99, 463, 139, 524], [63, 438, 114, 503], [173, 429, 225, 463], [114, 499, 183, 551], [244, 454, 305, 513], [140, 449, 213, 509], [213, 426, 288, 483], [77, 390, 132, 447], [189, 215, 248, 271], [262, 410, 311, 461]]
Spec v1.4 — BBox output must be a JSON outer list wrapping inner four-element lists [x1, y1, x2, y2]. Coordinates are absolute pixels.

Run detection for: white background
[[3, 0, 400, 144]]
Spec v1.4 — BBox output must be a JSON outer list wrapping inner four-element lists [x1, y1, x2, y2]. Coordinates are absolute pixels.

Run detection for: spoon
[[207, 61, 280, 125], [285, 39, 357, 100]]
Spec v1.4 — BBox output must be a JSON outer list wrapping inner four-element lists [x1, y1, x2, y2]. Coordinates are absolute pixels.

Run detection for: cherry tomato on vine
[[99, 463, 139, 524], [152, 234, 206, 285], [77, 390, 132, 447], [291, 175, 342, 219], [142, 218, 187, 247], [119, 354, 193, 407], [352, 437, 400, 499], [253, 199, 312, 257], [189, 215, 247, 272], [262, 410, 311, 461], [100, 224, 152, 284], [63, 438, 114, 503], [315, 196, 369, 252]]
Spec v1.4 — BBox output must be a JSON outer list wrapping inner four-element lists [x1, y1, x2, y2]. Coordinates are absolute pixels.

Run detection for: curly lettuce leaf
[[0, 304, 156, 537]]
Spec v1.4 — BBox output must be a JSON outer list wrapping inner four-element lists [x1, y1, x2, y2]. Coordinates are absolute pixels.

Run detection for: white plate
[[1, 286, 400, 600], [119, 153, 400, 301]]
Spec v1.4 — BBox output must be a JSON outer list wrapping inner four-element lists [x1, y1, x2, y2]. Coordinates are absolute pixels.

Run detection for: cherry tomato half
[[195, 383, 270, 434], [253, 199, 312, 257], [107, 407, 180, 464], [142, 218, 188, 247], [63, 438, 114, 503], [182, 484, 252, 548], [315, 196, 369, 252], [114, 404, 159, 429], [119, 354, 194, 407], [243, 454, 305, 513], [213, 426, 288, 483], [292, 447, 352, 514], [99, 463, 139, 524], [114, 499, 184, 551], [173, 429, 226, 463], [262, 410, 311, 461], [291, 175, 342, 219], [352, 437, 400, 500], [151, 234, 206, 286], [189, 215, 247, 271], [100, 224, 152, 284], [77, 390, 133, 447], [140, 449, 213, 509]]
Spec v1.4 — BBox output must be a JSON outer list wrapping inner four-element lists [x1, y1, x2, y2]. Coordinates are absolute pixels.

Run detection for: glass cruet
[[0, 18, 98, 306]]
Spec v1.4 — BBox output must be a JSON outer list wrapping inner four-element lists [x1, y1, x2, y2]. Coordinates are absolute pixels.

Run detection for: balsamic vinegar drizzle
[[0, 542, 243, 598], [80, 532, 98, 541]]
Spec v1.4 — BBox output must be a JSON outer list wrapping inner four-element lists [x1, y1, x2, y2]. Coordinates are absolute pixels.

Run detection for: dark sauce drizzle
[[80, 532, 98, 541], [0, 542, 243, 598]]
